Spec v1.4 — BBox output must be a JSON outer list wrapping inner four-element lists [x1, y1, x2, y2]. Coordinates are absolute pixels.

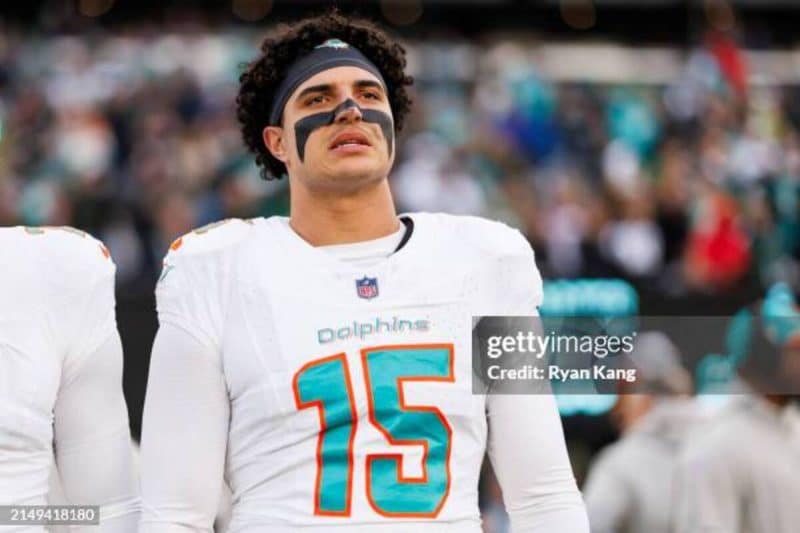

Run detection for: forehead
[[289, 66, 385, 100]]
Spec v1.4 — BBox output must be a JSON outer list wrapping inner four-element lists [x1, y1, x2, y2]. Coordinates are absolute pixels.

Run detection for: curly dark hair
[[236, 11, 414, 180]]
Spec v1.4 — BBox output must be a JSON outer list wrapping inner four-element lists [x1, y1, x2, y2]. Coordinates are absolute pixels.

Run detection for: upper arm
[[48, 227, 119, 381], [482, 222, 588, 532], [483, 224, 543, 316], [53, 228, 126, 458], [140, 228, 239, 530], [48, 231, 138, 526], [54, 332, 138, 505], [139, 321, 229, 531], [154, 218, 252, 346]]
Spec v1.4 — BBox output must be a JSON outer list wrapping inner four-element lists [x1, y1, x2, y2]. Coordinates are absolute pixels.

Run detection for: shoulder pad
[[166, 218, 256, 258], [22, 225, 113, 272], [436, 213, 529, 257]]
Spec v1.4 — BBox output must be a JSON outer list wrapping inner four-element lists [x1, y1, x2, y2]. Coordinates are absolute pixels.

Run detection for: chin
[[323, 159, 387, 186]]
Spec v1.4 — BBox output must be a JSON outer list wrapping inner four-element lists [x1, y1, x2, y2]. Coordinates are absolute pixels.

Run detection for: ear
[[263, 126, 287, 163]]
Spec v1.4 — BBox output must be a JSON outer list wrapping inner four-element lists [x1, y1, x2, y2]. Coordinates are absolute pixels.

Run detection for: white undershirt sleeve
[[139, 321, 229, 533], [53, 331, 140, 532], [486, 393, 590, 533]]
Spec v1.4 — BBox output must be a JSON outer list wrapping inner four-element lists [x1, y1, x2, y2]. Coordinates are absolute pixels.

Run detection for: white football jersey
[[0, 226, 115, 504], [151, 213, 545, 532]]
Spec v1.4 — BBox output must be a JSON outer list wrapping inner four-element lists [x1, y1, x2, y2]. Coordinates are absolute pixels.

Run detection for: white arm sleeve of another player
[[139, 322, 229, 532], [54, 264, 139, 532], [486, 230, 589, 533], [55, 333, 140, 532]]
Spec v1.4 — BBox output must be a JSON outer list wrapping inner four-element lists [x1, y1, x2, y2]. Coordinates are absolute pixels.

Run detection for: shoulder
[[408, 212, 532, 259], [0, 226, 115, 318], [4, 225, 114, 282], [164, 218, 259, 262], [157, 218, 259, 307], [156, 219, 260, 342]]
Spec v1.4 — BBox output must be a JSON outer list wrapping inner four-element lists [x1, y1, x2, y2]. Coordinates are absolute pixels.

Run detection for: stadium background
[[2, 0, 799, 530]]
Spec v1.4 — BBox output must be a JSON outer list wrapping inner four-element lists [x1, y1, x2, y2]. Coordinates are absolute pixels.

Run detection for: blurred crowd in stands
[[0, 20, 798, 300]]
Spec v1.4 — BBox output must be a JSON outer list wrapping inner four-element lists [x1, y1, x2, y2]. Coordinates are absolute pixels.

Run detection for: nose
[[333, 98, 363, 124]]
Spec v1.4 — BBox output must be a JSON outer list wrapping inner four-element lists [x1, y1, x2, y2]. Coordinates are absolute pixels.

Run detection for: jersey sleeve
[[474, 220, 588, 532], [494, 227, 543, 316], [155, 219, 253, 348], [486, 394, 589, 533], [456, 215, 543, 317], [141, 219, 251, 531], [42, 228, 119, 380], [54, 333, 140, 532], [139, 322, 229, 532], [40, 229, 140, 531], [156, 250, 222, 349]]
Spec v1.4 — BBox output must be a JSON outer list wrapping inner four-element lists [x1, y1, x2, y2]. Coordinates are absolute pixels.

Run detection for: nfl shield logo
[[356, 276, 379, 300]]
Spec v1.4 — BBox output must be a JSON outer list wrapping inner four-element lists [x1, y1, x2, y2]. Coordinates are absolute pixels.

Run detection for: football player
[[139, 12, 588, 532], [0, 226, 139, 531]]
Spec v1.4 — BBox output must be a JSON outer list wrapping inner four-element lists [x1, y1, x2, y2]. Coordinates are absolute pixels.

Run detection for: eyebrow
[[294, 79, 386, 103], [354, 80, 385, 93], [295, 83, 333, 102]]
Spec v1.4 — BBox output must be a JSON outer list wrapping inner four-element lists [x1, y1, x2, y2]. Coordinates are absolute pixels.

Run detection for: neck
[[289, 177, 400, 246]]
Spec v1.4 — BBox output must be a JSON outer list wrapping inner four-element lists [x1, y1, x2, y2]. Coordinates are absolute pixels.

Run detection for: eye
[[306, 94, 327, 106], [361, 91, 381, 101]]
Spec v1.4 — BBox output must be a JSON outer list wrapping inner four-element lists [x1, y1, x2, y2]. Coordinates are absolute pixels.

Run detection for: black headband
[[268, 39, 387, 126]]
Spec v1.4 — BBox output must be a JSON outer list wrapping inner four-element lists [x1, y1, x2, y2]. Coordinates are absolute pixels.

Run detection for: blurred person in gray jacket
[[584, 331, 699, 533], [673, 284, 800, 533]]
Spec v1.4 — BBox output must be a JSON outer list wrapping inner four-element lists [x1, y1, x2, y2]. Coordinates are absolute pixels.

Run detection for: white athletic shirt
[[0, 226, 139, 532], [317, 221, 405, 269], [140, 213, 588, 533]]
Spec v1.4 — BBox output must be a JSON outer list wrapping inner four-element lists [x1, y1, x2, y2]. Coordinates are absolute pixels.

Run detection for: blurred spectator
[[673, 395, 800, 533], [0, 7, 798, 302], [583, 332, 698, 533], [673, 285, 800, 533], [684, 181, 751, 290]]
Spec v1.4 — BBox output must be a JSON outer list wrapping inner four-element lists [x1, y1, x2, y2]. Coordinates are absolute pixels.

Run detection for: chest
[[218, 258, 485, 432]]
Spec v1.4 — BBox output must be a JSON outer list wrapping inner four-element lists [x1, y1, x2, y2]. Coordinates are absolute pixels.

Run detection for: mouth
[[329, 130, 372, 151]]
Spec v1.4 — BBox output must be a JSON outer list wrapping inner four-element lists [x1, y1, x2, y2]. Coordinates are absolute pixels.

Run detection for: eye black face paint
[[293, 98, 394, 161]]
